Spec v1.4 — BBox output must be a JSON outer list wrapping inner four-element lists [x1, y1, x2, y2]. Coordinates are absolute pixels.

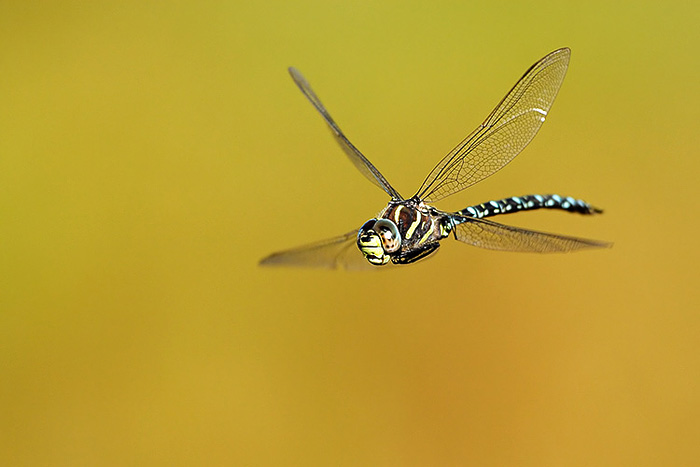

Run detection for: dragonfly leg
[[391, 243, 440, 264]]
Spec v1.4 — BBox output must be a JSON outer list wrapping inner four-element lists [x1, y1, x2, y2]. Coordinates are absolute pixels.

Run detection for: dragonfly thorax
[[356, 199, 451, 266]]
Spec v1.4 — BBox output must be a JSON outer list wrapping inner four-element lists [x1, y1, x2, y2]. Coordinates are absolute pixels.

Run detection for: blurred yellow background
[[1, 1, 698, 465]]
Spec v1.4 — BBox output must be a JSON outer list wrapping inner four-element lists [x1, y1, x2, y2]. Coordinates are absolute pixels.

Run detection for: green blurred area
[[1, 1, 698, 465]]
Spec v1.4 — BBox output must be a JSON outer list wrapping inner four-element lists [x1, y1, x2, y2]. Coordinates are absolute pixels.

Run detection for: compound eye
[[373, 219, 401, 253], [360, 219, 377, 232]]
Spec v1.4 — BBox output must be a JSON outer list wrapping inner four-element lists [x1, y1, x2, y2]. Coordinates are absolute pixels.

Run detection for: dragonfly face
[[259, 48, 611, 270], [357, 218, 401, 265]]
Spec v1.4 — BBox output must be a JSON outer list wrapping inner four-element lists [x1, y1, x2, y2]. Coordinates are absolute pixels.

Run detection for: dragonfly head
[[357, 218, 402, 265]]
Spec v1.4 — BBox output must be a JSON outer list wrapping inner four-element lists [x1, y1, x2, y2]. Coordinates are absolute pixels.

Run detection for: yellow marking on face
[[368, 255, 389, 265], [363, 246, 384, 257], [405, 212, 422, 240], [370, 236, 381, 246], [358, 236, 382, 249], [358, 235, 386, 262]]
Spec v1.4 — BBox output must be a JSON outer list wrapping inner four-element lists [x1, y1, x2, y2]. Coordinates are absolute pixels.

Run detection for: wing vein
[[415, 48, 571, 203]]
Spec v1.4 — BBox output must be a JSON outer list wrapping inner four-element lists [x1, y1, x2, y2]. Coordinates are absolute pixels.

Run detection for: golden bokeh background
[[1, 1, 698, 465]]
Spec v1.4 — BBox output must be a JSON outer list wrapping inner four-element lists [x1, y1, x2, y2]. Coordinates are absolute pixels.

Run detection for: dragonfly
[[260, 48, 610, 269]]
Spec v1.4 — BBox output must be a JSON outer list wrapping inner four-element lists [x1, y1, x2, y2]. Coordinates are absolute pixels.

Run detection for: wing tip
[[258, 253, 279, 267], [563, 238, 613, 252]]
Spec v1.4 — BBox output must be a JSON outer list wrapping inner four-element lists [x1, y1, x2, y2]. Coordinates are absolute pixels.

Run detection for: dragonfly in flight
[[260, 48, 610, 269]]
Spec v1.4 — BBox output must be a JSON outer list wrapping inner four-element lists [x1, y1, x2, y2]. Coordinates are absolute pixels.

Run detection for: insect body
[[260, 48, 610, 269], [357, 198, 452, 266]]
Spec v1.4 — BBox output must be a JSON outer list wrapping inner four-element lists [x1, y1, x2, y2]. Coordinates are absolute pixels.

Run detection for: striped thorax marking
[[393, 205, 404, 224], [418, 225, 435, 245], [379, 199, 447, 249]]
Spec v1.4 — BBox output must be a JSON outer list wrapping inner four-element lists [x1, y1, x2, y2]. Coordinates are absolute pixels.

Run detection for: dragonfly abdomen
[[459, 194, 601, 219]]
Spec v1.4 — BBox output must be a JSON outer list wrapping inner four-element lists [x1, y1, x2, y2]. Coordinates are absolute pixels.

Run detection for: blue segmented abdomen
[[458, 194, 602, 219]]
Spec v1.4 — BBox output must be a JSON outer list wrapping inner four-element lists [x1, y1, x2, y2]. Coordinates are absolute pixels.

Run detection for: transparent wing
[[289, 67, 403, 200], [453, 216, 611, 253], [415, 48, 571, 203], [259, 230, 379, 270]]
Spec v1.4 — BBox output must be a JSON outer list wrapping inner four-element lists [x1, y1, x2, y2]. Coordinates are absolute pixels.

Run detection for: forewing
[[259, 230, 377, 270], [289, 68, 402, 200], [416, 48, 571, 203], [454, 216, 611, 253]]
